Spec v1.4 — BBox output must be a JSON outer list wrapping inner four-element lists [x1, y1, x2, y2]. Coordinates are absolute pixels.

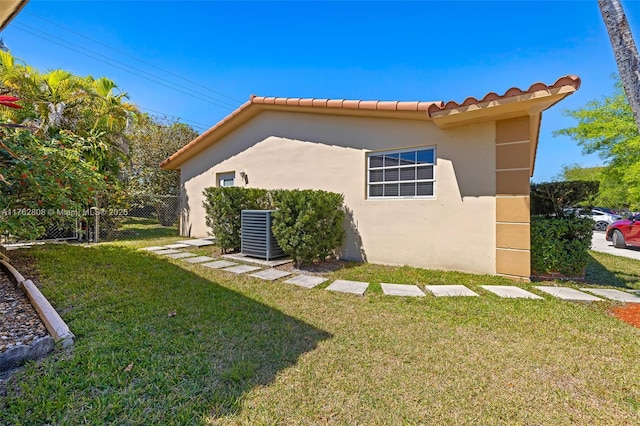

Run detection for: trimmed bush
[[530, 216, 593, 276], [270, 189, 345, 267], [203, 187, 346, 264], [203, 187, 269, 252]]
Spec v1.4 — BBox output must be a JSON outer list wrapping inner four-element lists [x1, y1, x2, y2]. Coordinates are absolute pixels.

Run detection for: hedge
[[203, 187, 345, 264], [202, 187, 269, 253], [270, 189, 345, 267], [530, 216, 593, 276]]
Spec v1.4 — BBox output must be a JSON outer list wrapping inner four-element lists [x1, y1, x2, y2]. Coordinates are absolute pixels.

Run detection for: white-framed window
[[217, 172, 235, 187], [367, 147, 435, 198]]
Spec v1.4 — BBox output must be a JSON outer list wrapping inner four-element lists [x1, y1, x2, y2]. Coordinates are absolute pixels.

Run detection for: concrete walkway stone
[[165, 252, 198, 259], [481, 285, 543, 299], [153, 249, 181, 255], [163, 243, 191, 249], [177, 239, 215, 247], [139, 246, 165, 251], [222, 265, 262, 274], [580, 288, 640, 303], [535, 286, 604, 301], [250, 269, 292, 281], [424, 285, 478, 297], [326, 279, 369, 295], [201, 260, 237, 269], [284, 275, 328, 289], [381, 283, 425, 297], [182, 256, 215, 264]]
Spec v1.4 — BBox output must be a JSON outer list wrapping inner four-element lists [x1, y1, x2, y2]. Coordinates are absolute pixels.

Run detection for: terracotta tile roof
[[250, 94, 442, 112], [161, 75, 580, 170], [427, 75, 581, 115], [160, 95, 442, 169]]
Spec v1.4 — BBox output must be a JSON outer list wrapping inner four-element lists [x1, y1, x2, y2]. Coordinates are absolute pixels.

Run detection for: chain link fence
[[1, 195, 180, 245], [88, 195, 180, 242]]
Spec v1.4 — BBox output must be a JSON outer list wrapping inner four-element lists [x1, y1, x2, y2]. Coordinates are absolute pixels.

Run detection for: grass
[[2, 240, 640, 424]]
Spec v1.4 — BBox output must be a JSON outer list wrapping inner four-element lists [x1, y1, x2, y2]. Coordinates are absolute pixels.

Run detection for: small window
[[217, 172, 235, 187], [367, 147, 435, 198]]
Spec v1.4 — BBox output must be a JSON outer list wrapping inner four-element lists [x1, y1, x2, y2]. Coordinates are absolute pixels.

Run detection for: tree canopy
[[0, 52, 197, 240], [555, 78, 640, 209]]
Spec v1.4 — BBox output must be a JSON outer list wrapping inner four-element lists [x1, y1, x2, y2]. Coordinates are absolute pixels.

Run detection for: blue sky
[[2, 0, 637, 181]]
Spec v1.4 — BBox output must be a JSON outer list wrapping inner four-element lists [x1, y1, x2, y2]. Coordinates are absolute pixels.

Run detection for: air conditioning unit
[[241, 210, 285, 260]]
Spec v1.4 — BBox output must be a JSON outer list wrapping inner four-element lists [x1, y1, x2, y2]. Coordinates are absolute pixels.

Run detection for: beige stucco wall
[[180, 110, 497, 274]]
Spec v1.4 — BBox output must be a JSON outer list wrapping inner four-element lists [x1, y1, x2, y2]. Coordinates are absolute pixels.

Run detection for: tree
[[124, 114, 198, 225], [0, 51, 138, 239], [555, 78, 640, 209], [0, 129, 108, 240], [560, 164, 629, 208], [599, 0, 640, 133]]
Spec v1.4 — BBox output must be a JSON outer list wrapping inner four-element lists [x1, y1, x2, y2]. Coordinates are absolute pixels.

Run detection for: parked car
[[606, 213, 640, 248], [573, 208, 622, 231], [592, 207, 619, 215]]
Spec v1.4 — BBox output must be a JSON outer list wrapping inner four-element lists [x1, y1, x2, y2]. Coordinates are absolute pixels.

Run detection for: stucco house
[[161, 75, 580, 280]]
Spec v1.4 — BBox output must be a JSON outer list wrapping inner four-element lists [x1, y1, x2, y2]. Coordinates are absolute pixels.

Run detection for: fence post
[[94, 196, 99, 243]]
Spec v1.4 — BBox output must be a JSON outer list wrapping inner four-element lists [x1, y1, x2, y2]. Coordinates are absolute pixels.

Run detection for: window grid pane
[[367, 147, 435, 198]]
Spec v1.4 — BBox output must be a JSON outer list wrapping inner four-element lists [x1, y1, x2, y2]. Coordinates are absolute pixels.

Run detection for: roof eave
[[428, 85, 578, 129], [0, 0, 28, 31], [160, 99, 440, 170]]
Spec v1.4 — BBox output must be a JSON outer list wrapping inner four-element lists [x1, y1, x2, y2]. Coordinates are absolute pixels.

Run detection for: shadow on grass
[[1, 244, 331, 424], [585, 252, 640, 288]]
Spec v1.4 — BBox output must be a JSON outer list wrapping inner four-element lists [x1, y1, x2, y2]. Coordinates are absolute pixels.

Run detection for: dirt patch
[[611, 304, 640, 328]]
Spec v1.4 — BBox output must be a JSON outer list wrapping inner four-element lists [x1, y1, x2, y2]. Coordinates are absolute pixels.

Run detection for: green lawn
[[2, 240, 640, 424]]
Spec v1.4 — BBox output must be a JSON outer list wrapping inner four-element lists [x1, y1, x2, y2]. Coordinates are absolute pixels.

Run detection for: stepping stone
[[153, 249, 181, 255], [481, 285, 543, 299], [326, 279, 369, 296], [250, 269, 292, 281], [222, 265, 262, 274], [163, 243, 191, 249], [284, 275, 328, 289], [201, 260, 237, 269], [177, 239, 215, 247], [139, 246, 165, 251], [535, 286, 603, 302], [165, 252, 198, 259], [580, 288, 640, 303], [424, 285, 478, 297], [182, 256, 215, 264], [381, 283, 425, 297]]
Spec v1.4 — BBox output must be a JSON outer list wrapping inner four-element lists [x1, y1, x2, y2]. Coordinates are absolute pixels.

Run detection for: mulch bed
[[611, 304, 640, 328], [0, 251, 48, 354]]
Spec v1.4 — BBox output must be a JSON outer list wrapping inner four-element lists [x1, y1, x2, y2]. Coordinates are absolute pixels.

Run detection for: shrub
[[271, 189, 345, 267], [530, 216, 593, 276], [203, 187, 346, 265], [202, 187, 269, 252]]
